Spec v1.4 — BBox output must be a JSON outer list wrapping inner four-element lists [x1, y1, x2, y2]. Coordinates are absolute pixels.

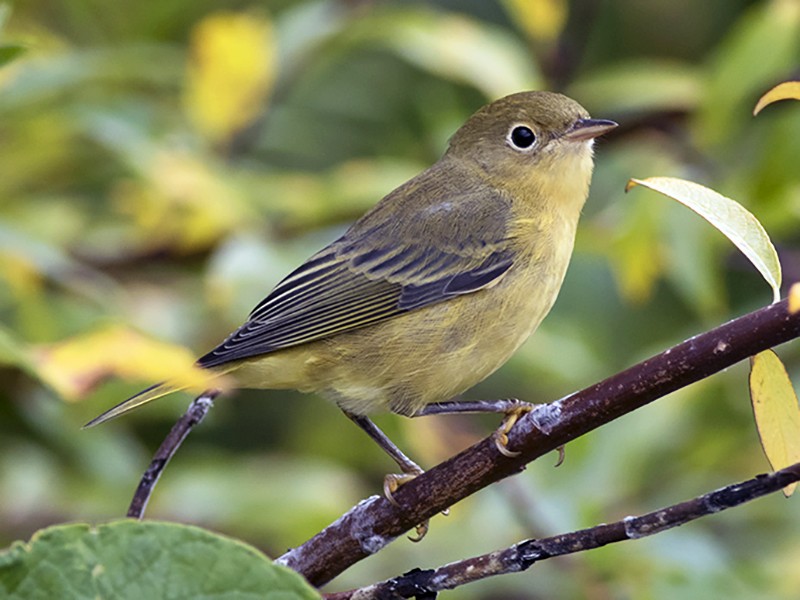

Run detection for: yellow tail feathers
[[83, 383, 181, 428]]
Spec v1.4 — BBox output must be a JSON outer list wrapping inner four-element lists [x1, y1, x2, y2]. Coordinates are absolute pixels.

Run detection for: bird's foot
[[383, 468, 433, 542], [383, 471, 423, 506], [492, 399, 535, 457]]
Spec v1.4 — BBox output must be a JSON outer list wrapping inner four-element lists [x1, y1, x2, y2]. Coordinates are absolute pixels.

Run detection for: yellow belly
[[231, 248, 569, 416]]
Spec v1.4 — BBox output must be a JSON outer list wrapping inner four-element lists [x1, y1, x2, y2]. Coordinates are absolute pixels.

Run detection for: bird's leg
[[344, 411, 430, 540], [413, 398, 536, 458], [344, 412, 423, 480]]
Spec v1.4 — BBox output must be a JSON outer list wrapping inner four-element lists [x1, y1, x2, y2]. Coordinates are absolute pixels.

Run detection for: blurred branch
[[547, 0, 601, 89], [277, 298, 800, 586], [127, 392, 217, 519], [324, 462, 800, 599]]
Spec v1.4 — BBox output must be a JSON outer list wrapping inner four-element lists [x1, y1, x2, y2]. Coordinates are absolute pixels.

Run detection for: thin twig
[[277, 299, 800, 586], [323, 463, 800, 599], [127, 391, 217, 519]]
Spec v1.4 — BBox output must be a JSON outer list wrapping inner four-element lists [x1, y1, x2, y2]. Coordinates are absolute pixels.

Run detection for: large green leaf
[[0, 521, 320, 600]]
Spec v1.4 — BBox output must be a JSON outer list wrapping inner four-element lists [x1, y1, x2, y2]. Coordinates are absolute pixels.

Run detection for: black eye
[[509, 125, 536, 149]]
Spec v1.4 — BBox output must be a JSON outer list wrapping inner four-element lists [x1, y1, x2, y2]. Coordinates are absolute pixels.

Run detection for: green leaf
[[346, 8, 541, 98], [0, 44, 25, 68], [568, 60, 701, 115], [749, 350, 800, 497], [0, 521, 320, 599], [695, 0, 800, 146], [626, 176, 781, 302]]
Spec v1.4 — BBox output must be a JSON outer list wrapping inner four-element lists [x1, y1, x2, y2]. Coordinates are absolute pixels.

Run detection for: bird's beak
[[563, 118, 618, 142]]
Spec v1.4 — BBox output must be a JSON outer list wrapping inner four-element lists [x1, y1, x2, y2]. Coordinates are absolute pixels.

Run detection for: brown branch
[[324, 463, 800, 599], [277, 299, 800, 586], [127, 392, 217, 519]]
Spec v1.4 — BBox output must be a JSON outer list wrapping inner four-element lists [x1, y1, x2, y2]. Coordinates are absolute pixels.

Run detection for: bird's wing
[[197, 180, 514, 368]]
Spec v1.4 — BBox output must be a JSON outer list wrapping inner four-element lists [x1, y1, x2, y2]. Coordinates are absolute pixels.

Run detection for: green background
[[1, 0, 800, 598]]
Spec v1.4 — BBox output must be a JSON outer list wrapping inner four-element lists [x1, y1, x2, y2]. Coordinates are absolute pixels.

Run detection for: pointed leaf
[[753, 80, 800, 115], [626, 177, 781, 302], [749, 350, 800, 496]]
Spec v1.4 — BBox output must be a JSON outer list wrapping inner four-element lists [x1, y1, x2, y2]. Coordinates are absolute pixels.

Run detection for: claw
[[492, 399, 534, 457], [383, 472, 420, 507], [493, 430, 520, 457], [554, 445, 566, 467], [383, 469, 433, 541], [408, 520, 429, 542]]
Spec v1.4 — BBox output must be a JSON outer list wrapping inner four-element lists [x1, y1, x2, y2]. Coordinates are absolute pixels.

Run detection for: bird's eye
[[508, 125, 536, 150]]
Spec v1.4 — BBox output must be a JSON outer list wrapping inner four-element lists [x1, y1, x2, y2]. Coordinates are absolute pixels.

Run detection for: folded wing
[[198, 182, 514, 368]]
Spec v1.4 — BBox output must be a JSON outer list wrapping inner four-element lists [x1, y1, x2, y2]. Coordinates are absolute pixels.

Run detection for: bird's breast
[[231, 214, 580, 418]]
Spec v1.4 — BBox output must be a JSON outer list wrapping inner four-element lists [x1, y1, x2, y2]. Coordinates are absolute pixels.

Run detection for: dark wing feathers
[[197, 180, 515, 369], [246, 246, 342, 321], [398, 251, 513, 310]]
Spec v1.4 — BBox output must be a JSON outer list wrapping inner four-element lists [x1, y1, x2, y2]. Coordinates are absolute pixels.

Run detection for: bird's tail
[[84, 363, 237, 428], [83, 382, 184, 428]]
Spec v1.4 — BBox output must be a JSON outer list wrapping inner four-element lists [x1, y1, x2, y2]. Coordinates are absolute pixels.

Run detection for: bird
[[87, 90, 616, 528]]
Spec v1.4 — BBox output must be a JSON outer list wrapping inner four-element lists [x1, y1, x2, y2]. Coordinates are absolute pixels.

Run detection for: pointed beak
[[563, 118, 618, 142]]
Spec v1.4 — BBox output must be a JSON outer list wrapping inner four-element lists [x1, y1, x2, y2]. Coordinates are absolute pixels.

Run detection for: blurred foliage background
[[1, 0, 800, 597]]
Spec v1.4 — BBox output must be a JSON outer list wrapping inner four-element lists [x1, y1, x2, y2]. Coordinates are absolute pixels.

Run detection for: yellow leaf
[[0, 251, 42, 300], [32, 325, 224, 401], [113, 148, 247, 253], [750, 350, 800, 496], [789, 282, 800, 313], [626, 177, 781, 302], [185, 11, 276, 145], [753, 80, 800, 115], [502, 0, 568, 43]]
